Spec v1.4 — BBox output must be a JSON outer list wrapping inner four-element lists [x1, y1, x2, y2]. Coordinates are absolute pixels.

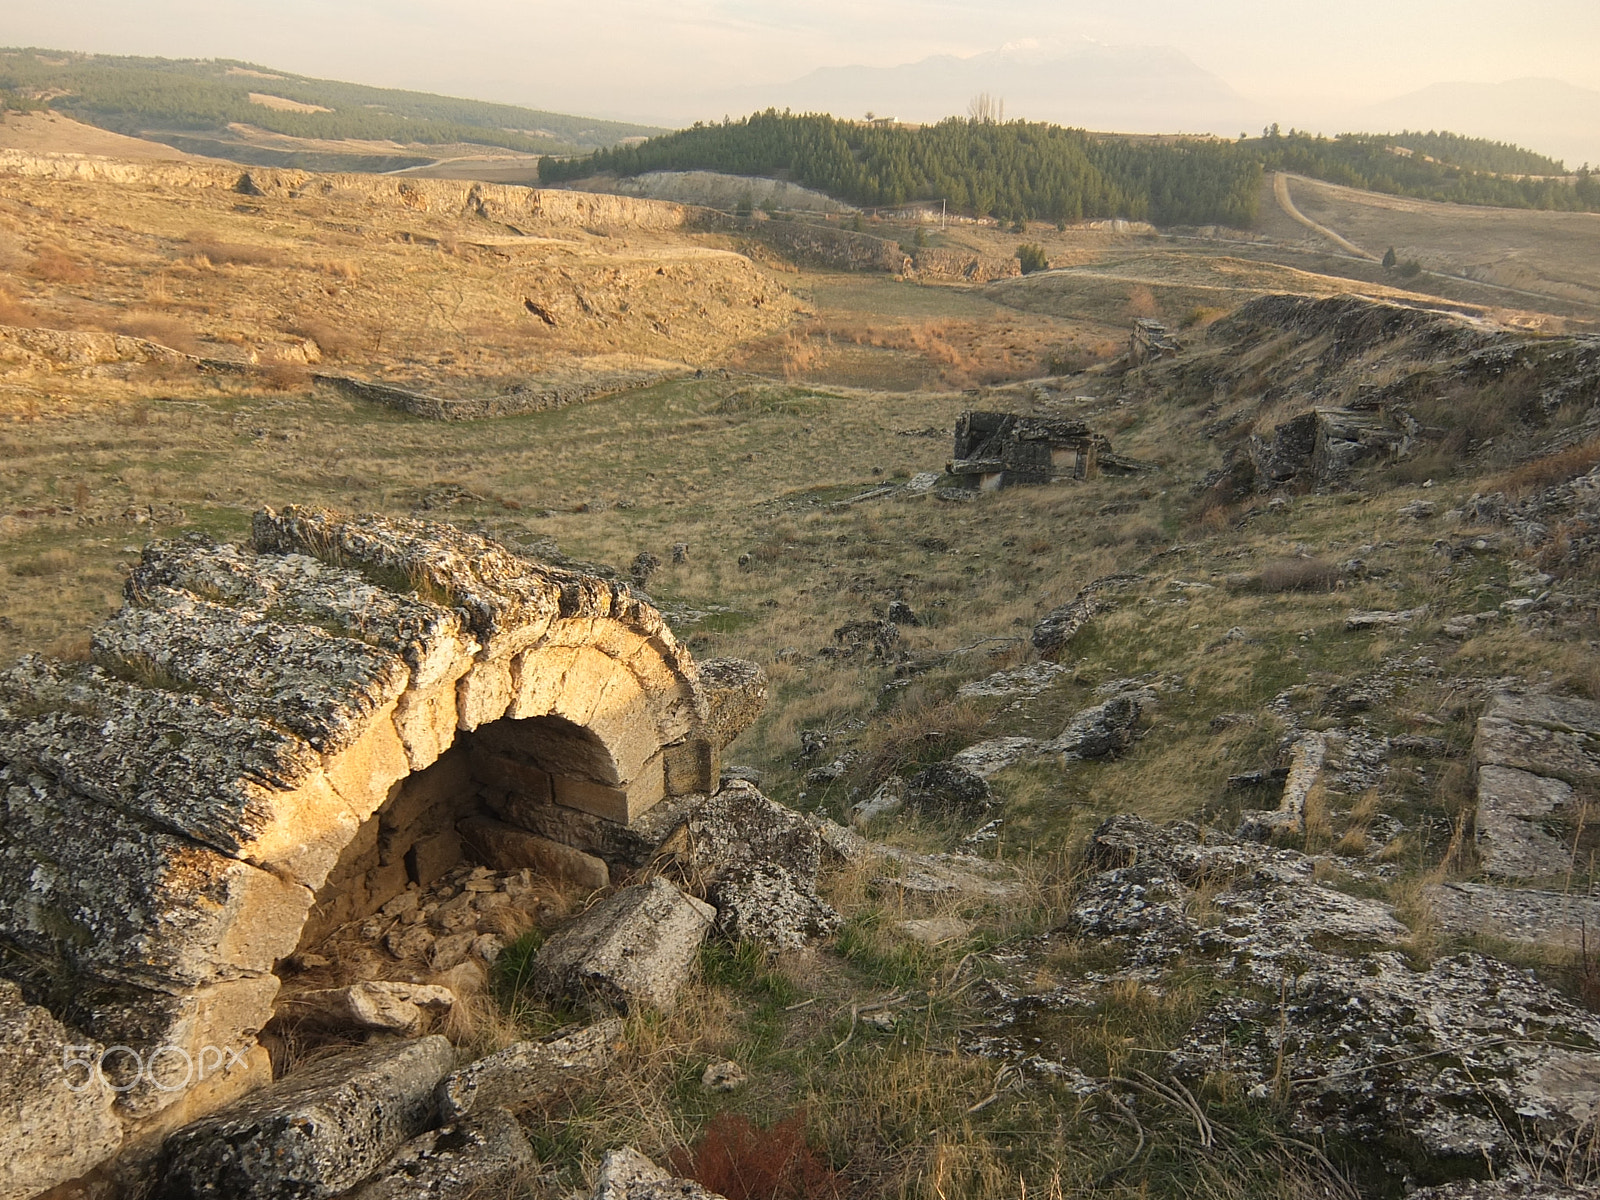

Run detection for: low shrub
[[671, 1111, 841, 1200]]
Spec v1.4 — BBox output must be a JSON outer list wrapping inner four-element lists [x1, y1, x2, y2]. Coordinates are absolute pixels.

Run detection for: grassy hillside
[[0, 48, 664, 155], [541, 110, 1600, 228]]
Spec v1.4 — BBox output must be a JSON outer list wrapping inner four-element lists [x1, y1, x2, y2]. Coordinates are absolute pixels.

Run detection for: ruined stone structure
[[1128, 318, 1181, 365], [949, 411, 1112, 490], [1248, 406, 1414, 491], [0, 506, 764, 1192]]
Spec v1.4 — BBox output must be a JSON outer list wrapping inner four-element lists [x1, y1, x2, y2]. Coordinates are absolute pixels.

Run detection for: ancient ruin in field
[[0, 506, 769, 1193]]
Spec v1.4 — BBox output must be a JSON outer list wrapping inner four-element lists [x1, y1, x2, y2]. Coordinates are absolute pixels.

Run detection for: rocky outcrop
[[0, 506, 763, 1170], [0, 152, 697, 231], [158, 1036, 456, 1200], [976, 815, 1600, 1175], [1032, 575, 1141, 659]]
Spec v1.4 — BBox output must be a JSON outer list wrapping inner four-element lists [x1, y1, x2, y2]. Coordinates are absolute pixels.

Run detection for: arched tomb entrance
[[0, 506, 762, 1163]]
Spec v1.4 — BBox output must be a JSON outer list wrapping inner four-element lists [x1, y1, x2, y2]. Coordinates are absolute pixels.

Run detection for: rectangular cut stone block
[[1475, 763, 1578, 879], [480, 786, 689, 868], [1477, 692, 1600, 783], [508, 644, 581, 720], [159, 1036, 455, 1200], [457, 658, 512, 731], [468, 748, 554, 804], [392, 668, 468, 772], [458, 815, 610, 889], [553, 755, 664, 823], [0, 766, 312, 991], [530, 878, 714, 1014], [407, 830, 463, 887], [323, 700, 411, 820], [663, 739, 716, 797], [0, 980, 123, 1200]]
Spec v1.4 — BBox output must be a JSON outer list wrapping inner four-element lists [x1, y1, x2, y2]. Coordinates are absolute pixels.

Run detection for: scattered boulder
[[591, 1146, 727, 1200], [1427, 881, 1600, 950], [700, 1060, 747, 1093], [159, 1036, 456, 1200], [707, 860, 841, 951], [696, 658, 769, 749], [951, 737, 1045, 779], [1032, 574, 1140, 659], [897, 916, 972, 945], [850, 777, 905, 825], [438, 1018, 623, 1120], [1344, 606, 1427, 630], [529, 878, 714, 1015], [1051, 693, 1142, 760], [346, 1107, 534, 1200], [281, 981, 455, 1036], [906, 761, 993, 819], [0, 980, 124, 1200], [630, 552, 661, 587]]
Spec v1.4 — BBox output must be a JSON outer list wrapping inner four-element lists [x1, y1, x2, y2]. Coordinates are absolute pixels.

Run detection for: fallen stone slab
[[951, 737, 1046, 779], [591, 1146, 727, 1200], [1344, 606, 1427, 630], [955, 662, 1068, 701], [1474, 764, 1579, 879], [1477, 692, 1600, 783], [0, 980, 123, 1200], [1427, 881, 1600, 950], [1237, 733, 1325, 840], [811, 815, 1023, 900], [1049, 692, 1145, 761], [438, 1018, 623, 1120], [530, 878, 714, 1014], [346, 1106, 534, 1200], [457, 814, 609, 890], [159, 1035, 455, 1200], [279, 981, 456, 1036]]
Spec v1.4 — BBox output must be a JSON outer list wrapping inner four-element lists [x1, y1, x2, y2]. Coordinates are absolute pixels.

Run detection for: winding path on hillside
[[1273, 172, 1381, 262]]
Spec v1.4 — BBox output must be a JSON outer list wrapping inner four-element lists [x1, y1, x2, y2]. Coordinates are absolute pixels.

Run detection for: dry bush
[[849, 696, 989, 792], [291, 319, 362, 360], [1247, 557, 1340, 593], [320, 259, 361, 281], [260, 355, 312, 391], [11, 548, 76, 577], [28, 244, 92, 285], [670, 1111, 842, 1200], [1124, 285, 1159, 319], [1483, 436, 1600, 499], [0, 285, 35, 327], [116, 315, 202, 356], [180, 237, 289, 268]]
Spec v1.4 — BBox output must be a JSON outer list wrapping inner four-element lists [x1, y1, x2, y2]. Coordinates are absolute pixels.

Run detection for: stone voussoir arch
[[0, 505, 762, 1170]]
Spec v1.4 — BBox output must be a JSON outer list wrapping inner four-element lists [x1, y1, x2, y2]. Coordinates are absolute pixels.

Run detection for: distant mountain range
[[688, 40, 1264, 136], [675, 44, 1594, 174], [1351, 78, 1600, 171]]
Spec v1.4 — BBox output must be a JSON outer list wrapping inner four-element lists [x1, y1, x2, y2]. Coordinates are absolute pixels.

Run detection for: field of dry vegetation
[[4, 156, 1600, 1199]]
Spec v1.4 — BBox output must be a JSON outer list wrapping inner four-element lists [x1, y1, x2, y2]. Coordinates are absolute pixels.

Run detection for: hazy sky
[[6, 0, 1598, 125]]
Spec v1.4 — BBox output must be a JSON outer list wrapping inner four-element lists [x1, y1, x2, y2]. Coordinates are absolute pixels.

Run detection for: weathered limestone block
[[654, 782, 822, 884], [707, 861, 841, 952], [530, 878, 714, 1014], [0, 766, 311, 991], [0, 658, 352, 888], [437, 1017, 623, 1119], [346, 1106, 535, 1200], [280, 982, 455, 1036], [79, 975, 280, 1120], [458, 815, 610, 889], [554, 760, 666, 823], [695, 658, 767, 749], [1477, 692, 1600, 783], [1474, 764, 1577, 878], [1427, 881, 1600, 950], [90, 589, 410, 754], [0, 980, 123, 1200], [128, 536, 476, 691], [480, 784, 691, 867], [456, 658, 514, 731], [159, 1035, 455, 1200], [590, 1147, 728, 1200]]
